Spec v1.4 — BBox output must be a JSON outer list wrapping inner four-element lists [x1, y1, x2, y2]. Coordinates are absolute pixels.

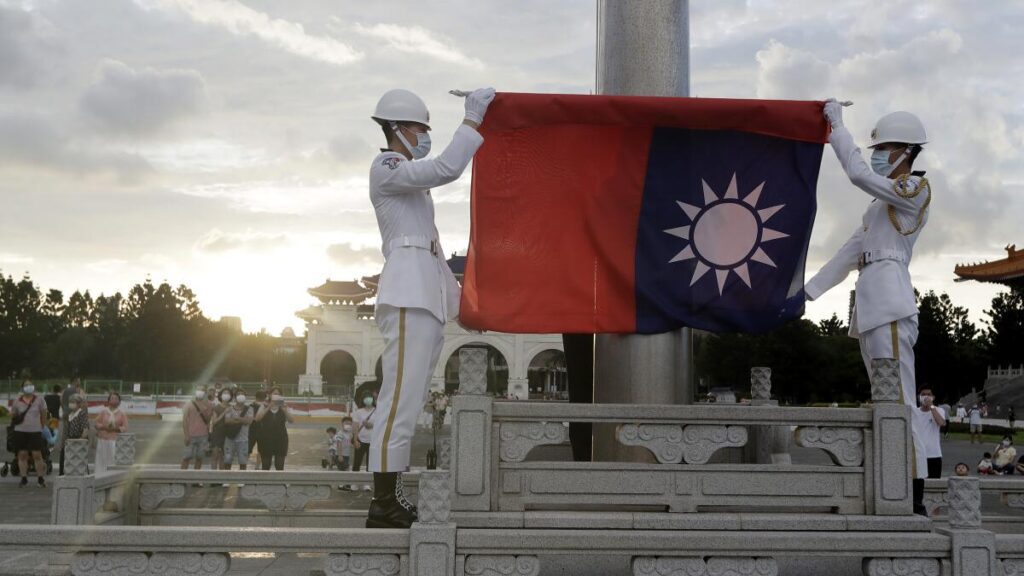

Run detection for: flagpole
[[593, 0, 694, 462]]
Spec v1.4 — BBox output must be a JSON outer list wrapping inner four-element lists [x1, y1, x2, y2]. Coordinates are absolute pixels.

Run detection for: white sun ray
[[724, 173, 739, 199], [701, 179, 718, 205], [670, 245, 695, 263], [743, 182, 765, 207], [664, 225, 690, 240], [750, 247, 777, 267], [690, 261, 711, 285], [734, 263, 752, 288], [758, 204, 785, 223], [677, 201, 701, 220], [761, 228, 789, 242], [715, 269, 729, 293]]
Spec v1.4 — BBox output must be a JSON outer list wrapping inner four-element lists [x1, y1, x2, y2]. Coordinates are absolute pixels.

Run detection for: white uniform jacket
[[369, 124, 484, 323], [805, 126, 930, 336]]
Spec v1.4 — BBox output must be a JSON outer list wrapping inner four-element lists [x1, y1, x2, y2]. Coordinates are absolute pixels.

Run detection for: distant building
[[955, 244, 1024, 290], [274, 327, 303, 356], [219, 316, 242, 332], [296, 255, 566, 399]]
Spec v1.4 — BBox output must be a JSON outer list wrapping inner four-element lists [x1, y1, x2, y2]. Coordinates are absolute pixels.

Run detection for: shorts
[[224, 438, 249, 466], [971, 424, 983, 433], [183, 435, 209, 461], [209, 429, 226, 450], [13, 431, 45, 453]]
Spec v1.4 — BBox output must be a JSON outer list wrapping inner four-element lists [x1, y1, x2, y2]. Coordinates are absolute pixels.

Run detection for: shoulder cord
[[887, 174, 931, 236]]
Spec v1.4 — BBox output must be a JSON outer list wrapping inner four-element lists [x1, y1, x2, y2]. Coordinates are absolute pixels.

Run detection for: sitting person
[[994, 435, 1017, 475], [978, 452, 997, 475], [954, 462, 970, 477]]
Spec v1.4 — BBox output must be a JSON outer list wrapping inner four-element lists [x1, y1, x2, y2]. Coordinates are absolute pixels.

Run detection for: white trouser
[[95, 438, 116, 476], [858, 315, 926, 479], [370, 305, 444, 473]]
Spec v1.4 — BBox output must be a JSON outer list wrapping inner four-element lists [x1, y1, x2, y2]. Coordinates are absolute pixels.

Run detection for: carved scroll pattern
[[138, 483, 186, 512], [617, 424, 684, 464], [324, 554, 400, 576], [499, 422, 567, 463], [71, 552, 229, 576], [793, 426, 864, 466], [862, 558, 940, 576], [238, 484, 331, 511], [681, 425, 747, 465], [464, 555, 540, 576]]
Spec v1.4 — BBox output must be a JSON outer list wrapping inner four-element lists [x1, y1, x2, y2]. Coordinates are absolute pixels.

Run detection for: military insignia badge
[[382, 157, 401, 170]]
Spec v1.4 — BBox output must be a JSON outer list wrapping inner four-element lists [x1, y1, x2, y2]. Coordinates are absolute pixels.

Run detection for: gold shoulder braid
[[887, 174, 931, 236]]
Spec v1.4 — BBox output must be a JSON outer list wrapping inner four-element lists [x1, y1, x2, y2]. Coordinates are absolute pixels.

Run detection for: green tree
[[986, 288, 1024, 367]]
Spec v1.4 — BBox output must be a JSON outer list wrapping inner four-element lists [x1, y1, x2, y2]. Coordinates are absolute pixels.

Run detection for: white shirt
[[956, 406, 967, 419], [911, 405, 945, 458], [353, 407, 376, 444], [369, 124, 484, 323], [805, 126, 930, 336], [969, 408, 983, 425]]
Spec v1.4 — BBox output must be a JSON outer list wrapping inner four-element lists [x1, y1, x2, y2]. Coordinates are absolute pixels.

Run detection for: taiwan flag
[[459, 93, 828, 334]]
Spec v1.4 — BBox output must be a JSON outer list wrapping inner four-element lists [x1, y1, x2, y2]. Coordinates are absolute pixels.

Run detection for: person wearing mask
[[806, 103, 931, 502], [366, 86, 495, 529], [181, 387, 212, 471], [209, 388, 232, 470], [338, 415, 355, 484], [221, 390, 253, 471], [994, 435, 1017, 475], [11, 380, 48, 487], [61, 377, 83, 427], [352, 392, 376, 491], [247, 390, 267, 469], [44, 384, 62, 422], [911, 387, 945, 515], [254, 388, 293, 470], [94, 392, 127, 475], [59, 394, 91, 475]]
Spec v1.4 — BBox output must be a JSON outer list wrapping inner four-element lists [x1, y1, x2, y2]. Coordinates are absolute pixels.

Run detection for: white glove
[[823, 98, 843, 129], [464, 87, 496, 125]]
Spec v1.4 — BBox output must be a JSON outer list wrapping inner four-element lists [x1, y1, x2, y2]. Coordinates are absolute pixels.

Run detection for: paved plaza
[[1, 419, 1022, 575]]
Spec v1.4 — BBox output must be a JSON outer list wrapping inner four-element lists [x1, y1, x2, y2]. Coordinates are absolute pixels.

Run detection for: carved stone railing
[[924, 477, 1024, 522]]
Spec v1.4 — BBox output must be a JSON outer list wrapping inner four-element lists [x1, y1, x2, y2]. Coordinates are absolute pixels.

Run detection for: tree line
[[695, 287, 1024, 405], [0, 272, 305, 385]]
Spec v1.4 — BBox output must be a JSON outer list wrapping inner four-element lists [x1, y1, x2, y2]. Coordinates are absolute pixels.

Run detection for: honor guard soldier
[[806, 100, 932, 514], [365, 87, 495, 528]]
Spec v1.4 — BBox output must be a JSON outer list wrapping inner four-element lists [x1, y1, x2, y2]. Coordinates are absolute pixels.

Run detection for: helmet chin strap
[[883, 147, 912, 177], [390, 122, 416, 157]]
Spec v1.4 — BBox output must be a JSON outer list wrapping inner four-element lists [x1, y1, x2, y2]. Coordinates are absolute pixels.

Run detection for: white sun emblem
[[664, 173, 788, 295]]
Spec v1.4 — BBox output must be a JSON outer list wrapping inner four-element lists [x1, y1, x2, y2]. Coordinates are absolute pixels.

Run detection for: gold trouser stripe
[[381, 308, 407, 472], [892, 320, 917, 478]]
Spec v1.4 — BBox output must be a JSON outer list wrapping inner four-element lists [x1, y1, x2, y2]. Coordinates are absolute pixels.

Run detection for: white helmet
[[371, 89, 430, 129], [869, 111, 927, 148]]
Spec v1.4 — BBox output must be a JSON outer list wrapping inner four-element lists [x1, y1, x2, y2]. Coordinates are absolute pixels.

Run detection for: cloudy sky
[[1, 0, 1020, 335]]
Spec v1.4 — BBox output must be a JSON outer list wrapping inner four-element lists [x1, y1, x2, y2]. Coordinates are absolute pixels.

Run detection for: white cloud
[[134, 0, 362, 66], [195, 229, 288, 253], [0, 4, 62, 88], [350, 22, 484, 68], [80, 59, 206, 136], [326, 242, 382, 267], [755, 40, 831, 100]]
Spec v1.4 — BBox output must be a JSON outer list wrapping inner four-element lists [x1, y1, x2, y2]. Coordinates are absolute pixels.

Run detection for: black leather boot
[[366, 472, 417, 528]]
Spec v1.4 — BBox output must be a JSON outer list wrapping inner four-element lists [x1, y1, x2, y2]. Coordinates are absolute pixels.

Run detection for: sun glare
[[664, 173, 788, 294]]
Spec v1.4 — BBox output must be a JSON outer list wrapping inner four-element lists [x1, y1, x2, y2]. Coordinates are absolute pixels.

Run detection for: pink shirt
[[184, 400, 212, 438], [96, 408, 127, 441]]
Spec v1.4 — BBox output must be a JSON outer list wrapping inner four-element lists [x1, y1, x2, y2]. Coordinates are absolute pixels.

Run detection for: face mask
[[236, 395, 247, 404], [870, 147, 907, 177], [221, 393, 231, 402], [23, 385, 34, 394], [394, 124, 431, 159], [195, 390, 206, 399], [1004, 440, 1011, 447], [919, 395, 932, 405], [363, 397, 374, 407], [342, 424, 352, 432], [69, 403, 79, 411], [271, 394, 283, 402]]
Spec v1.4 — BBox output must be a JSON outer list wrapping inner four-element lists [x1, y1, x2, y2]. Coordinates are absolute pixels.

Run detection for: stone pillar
[[450, 348, 493, 511], [593, 1, 692, 463], [869, 358, 913, 515], [64, 438, 91, 476], [745, 367, 791, 465], [51, 474, 95, 525], [507, 377, 528, 400], [114, 433, 136, 466], [411, 471, 456, 576], [298, 374, 323, 396], [945, 477, 998, 576]]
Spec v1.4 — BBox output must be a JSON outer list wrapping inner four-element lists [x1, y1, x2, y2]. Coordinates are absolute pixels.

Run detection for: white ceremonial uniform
[[805, 125, 931, 478], [368, 124, 484, 473]]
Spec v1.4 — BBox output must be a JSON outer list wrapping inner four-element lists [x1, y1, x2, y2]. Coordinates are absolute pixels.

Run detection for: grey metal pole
[[593, 0, 693, 462]]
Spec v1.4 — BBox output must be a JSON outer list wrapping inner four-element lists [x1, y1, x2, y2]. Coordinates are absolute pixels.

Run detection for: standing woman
[[254, 387, 292, 470], [59, 394, 91, 475], [11, 380, 48, 487], [94, 392, 128, 475]]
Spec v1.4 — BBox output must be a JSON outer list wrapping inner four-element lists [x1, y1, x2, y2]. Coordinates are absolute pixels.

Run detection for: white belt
[[858, 249, 908, 270], [386, 235, 438, 258]]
